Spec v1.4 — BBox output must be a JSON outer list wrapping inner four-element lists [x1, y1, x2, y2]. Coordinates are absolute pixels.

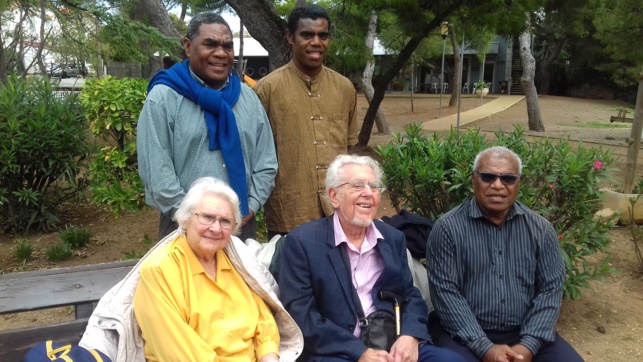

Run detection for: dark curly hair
[[287, 4, 331, 35], [186, 12, 232, 41]]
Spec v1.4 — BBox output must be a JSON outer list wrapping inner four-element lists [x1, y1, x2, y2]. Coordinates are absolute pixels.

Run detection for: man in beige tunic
[[254, 4, 357, 238]]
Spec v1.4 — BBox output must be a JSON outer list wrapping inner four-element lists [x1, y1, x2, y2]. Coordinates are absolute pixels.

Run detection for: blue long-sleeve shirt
[[427, 198, 565, 358], [137, 75, 277, 216]]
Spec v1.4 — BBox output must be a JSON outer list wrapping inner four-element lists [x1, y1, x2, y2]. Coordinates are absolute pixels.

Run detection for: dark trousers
[[431, 321, 584, 362], [158, 212, 258, 242], [313, 342, 464, 362]]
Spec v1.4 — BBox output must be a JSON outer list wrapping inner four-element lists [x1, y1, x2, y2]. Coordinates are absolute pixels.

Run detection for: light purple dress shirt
[[333, 213, 385, 337]]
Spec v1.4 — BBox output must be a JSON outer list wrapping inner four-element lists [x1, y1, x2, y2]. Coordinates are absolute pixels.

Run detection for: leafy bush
[[473, 80, 489, 90], [59, 225, 92, 249], [256, 210, 268, 242], [45, 243, 73, 261], [0, 74, 90, 232], [13, 238, 34, 263], [376, 124, 617, 299], [80, 77, 148, 217]]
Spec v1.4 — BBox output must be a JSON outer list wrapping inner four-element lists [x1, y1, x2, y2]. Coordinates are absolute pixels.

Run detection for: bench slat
[[0, 319, 89, 362], [0, 260, 137, 314]]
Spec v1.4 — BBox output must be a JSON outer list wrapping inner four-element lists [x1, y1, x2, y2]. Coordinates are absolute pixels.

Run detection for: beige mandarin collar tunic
[[254, 61, 357, 233]]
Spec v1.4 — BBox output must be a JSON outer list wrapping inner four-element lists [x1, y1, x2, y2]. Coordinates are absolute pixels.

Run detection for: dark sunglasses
[[473, 171, 520, 185]]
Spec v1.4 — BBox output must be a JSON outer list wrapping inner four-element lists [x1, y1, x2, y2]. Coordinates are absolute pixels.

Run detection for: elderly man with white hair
[[278, 155, 463, 362]]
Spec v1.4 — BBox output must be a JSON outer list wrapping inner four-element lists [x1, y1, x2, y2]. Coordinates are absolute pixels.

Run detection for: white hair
[[325, 154, 384, 194], [174, 177, 242, 235], [473, 146, 523, 175]]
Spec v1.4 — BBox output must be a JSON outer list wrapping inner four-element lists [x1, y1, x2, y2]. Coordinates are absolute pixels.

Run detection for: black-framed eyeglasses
[[194, 213, 235, 230], [336, 179, 385, 193], [473, 171, 520, 186]]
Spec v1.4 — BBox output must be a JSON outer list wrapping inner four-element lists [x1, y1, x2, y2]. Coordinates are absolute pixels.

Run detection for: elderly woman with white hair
[[78, 178, 302, 362], [129, 177, 301, 362]]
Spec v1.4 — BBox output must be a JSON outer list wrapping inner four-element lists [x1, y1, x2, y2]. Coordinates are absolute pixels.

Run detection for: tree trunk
[[95, 10, 103, 77], [225, 0, 291, 71], [180, 0, 188, 22], [361, 10, 389, 134], [35, 0, 47, 76], [357, 32, 430, 147], [130, 0, 182, 75], [623, 69, 643, 193], [538, 35, 566, 95], [0, 22, 5, 83], [519, 16, 545, 132], [139, 0, 181, 40], [237, 21, 244, 75], [137, 0, 183, 68], [447, 24, 461, 107], [11, 6, 28, 75]]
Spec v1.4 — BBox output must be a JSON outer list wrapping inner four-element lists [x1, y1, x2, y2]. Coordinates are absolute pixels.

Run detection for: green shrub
[[13, 238, 34, 263], [80, 77, 148, 217], [141, 233, 153, 245], [633, 178, 643, 195], [256, 210, 268, 242], [376, 124, 617, 299], [0, 74, 90, 233], [59, 225, 92, 248], [376, 123, 484, 220], [121, 250, 147, 260], [45, 243, 73, 261]]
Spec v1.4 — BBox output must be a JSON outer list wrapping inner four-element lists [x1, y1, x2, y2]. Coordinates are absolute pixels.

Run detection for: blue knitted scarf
[[147, 60, 250, 216]]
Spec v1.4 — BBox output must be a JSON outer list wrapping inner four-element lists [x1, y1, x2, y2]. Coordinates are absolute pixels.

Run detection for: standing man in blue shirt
[[137, 12, 277, 241], [427, 146, 584, 362]]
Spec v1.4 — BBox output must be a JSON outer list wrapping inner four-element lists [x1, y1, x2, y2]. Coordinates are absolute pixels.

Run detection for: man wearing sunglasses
[[426, 146, 584, 362]]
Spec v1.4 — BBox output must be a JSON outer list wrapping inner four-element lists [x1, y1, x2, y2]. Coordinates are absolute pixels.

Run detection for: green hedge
[[376, 124, 617, 299], [81, 76, 148, 217], [0, 75, 90, 232]]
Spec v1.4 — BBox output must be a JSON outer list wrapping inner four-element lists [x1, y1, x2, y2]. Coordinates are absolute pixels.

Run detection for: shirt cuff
[[467, 336, 494, 359], [248, 197, 261, 216], [519, 335, 543, 356], [256, 340, 280, 360]]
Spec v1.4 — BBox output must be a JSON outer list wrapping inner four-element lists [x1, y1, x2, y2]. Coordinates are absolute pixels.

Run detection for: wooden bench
[[0, 260, 137, 361], [610, 108, 634, 123]]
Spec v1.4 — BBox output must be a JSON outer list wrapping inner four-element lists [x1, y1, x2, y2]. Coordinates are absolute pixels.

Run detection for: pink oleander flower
[[549, 184, 554, 190], [593, 160, 603, 170], [558, 233, 565, 240]]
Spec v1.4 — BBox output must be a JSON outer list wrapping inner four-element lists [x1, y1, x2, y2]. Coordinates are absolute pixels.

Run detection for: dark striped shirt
[[427, 198, 564, 358]]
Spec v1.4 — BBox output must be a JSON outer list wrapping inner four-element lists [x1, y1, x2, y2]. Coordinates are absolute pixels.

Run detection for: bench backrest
[[0, 260, 137, 361]]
